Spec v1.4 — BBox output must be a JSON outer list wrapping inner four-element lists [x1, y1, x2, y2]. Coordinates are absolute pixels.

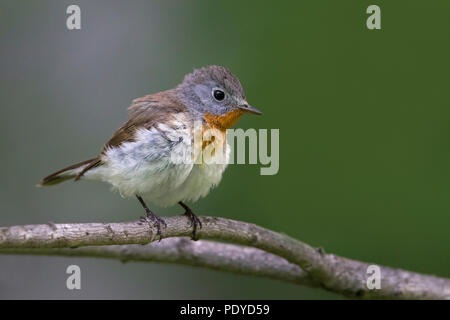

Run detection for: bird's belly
[[141, 142, 230, 206], [141, 151, 230, 207], [105, 157, 194, 205], [167, 161, 228, 204], [98, 129, 230, 207], [97, 127, 193, 203]]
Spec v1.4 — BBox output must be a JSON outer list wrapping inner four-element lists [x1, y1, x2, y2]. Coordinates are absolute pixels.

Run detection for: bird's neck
[[203, 109, 244, 131]]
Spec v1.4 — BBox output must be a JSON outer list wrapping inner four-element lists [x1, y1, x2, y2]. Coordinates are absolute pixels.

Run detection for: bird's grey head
[[176, 65, 262, 117]]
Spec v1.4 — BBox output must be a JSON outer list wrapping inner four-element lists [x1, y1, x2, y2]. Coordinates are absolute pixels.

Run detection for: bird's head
[[176, 65, 261, 129]]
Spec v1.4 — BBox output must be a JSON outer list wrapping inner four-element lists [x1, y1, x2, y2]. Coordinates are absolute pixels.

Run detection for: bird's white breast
[[88, 118, 230, 207]]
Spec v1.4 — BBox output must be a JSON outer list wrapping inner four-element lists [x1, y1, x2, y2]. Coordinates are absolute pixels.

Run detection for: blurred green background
[[1, 0, 449, 299]]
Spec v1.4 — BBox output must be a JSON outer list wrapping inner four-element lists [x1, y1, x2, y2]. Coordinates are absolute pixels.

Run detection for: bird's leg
[[136, 195, 166, 240], [178, 201, 202, 240]]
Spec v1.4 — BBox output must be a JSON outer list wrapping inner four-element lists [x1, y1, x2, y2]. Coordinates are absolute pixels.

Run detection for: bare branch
[[0, 237, 317, 288], [0, 216, 449, 299]]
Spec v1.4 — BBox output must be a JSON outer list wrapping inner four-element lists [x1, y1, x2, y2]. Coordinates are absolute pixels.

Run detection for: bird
[[39, 65, 262, 240]]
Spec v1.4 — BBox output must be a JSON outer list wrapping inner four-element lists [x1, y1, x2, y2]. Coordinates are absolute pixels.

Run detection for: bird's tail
[[38, 157, 102, 187]]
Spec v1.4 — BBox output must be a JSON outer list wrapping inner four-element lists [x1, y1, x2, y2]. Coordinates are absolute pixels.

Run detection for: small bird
[[39, 65, 262, 239]]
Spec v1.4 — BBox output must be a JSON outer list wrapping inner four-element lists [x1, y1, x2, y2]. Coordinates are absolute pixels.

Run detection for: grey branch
[[0, 238, 317, 288], [0, 216, 449, 299]]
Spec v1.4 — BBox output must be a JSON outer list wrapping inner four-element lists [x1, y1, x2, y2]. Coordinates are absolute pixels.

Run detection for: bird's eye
[[213, 89, 225, 101]]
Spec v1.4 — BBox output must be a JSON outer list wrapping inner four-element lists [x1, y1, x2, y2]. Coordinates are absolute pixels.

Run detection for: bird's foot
[[140, 210, 167, 241], [183, 208, 202, 241]]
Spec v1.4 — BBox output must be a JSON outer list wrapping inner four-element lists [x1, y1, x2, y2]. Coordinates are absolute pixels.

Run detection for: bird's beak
[[238, 103, 262, 115]]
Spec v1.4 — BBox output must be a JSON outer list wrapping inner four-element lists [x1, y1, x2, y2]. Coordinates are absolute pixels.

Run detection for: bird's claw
[[140, 212, 166, 241], [183, 209, 202, 241]]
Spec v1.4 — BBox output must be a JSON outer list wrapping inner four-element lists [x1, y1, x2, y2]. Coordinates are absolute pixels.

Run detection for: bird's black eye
[[213, 89, 225, 101]]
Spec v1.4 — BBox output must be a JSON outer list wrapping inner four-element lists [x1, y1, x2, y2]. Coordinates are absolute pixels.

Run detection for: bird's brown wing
[[101, 90, 188, 153], [41, 91, 188, 183]]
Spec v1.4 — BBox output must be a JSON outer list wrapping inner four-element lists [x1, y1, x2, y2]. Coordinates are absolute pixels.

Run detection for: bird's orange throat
[[203, 109, 245, 131], [198, 110, 244, 161]]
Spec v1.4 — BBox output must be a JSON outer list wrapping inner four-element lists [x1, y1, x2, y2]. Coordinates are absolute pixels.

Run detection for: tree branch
[[0, 216, 449, 299], [0, 238, 317, 288]]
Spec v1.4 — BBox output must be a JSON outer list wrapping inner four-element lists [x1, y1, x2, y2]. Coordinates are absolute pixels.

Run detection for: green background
[[0, 0, 449, 299]]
